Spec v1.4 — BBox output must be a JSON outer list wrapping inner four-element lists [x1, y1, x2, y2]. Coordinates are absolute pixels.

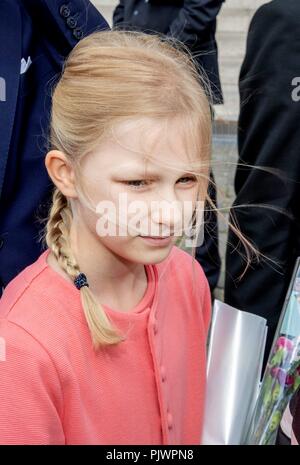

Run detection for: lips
[[139, 235, 174, 247], [140, 236, 172, 239]]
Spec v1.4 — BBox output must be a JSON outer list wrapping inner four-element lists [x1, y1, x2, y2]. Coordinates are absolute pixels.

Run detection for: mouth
[[139, 235, 174, 247]]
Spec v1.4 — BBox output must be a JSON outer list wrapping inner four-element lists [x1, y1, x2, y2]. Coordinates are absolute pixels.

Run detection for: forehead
[[84, 117, 201, 173]]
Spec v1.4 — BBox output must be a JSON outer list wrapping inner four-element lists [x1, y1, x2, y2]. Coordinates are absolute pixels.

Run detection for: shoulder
[[0, 250, 78, 343], [255, 0, 298, 17], [241, 0, 299, 90], [0, 251, 49, 319]]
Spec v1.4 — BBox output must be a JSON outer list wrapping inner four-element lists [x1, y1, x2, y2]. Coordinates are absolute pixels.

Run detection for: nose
[[150, 193, 183, 236]]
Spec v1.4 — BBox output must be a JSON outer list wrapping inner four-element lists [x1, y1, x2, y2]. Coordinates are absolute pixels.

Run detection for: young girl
[[0, 30, 212, 445]]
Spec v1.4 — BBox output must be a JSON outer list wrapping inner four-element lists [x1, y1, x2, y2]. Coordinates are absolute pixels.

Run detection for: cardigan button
[[151, 314, 158, 334], [160, 365, 166, 382], [167, 411, 173, 430]]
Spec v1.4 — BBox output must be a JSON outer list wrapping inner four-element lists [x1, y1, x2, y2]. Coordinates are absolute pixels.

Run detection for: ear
[[45, 150, 78, 199]]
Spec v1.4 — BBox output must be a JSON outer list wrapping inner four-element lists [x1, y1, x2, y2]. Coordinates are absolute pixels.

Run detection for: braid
[[45, 188, 125, 349], [45, 189, 79, 279]]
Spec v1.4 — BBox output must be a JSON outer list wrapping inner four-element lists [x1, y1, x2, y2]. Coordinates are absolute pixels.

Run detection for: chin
[[137, 243, 175, 265]]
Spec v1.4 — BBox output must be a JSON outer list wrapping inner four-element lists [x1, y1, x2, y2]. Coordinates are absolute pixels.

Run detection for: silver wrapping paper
[[202, 300, 267, 445]]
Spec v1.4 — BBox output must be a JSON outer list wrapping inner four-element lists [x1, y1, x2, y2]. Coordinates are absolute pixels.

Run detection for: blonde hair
[[45, 30, 214, 350]]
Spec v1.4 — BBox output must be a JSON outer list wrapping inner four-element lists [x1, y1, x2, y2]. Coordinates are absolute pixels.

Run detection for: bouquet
[[246, 258, 300, 445]]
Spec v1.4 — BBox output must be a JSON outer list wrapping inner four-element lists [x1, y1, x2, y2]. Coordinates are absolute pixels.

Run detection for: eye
[[123, 180, 151, 189], [177, 176, 197, 185]]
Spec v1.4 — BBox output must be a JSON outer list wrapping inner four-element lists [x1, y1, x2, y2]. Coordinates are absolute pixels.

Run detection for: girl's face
[[72, 117, 207, 265]]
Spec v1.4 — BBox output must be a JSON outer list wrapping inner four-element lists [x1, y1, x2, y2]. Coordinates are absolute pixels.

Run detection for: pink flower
[[273, 368, 295, 387], [285, 374, 295, 387], [270, 367, 280, 378], [275, 336, 294, 352]]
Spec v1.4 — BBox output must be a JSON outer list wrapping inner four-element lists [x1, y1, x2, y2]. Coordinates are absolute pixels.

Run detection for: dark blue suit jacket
[[0, 0, 108, 294]]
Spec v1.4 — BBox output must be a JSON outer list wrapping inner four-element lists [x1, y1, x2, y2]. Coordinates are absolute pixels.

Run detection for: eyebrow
[[116, 171, 160, 178], [111, 167, 195, 178]]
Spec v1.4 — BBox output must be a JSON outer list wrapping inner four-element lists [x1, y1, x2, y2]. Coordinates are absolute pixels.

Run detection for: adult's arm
[[167, 0, 225, 46], [112, 0, 125, 26], [23, 0, 109, 59]]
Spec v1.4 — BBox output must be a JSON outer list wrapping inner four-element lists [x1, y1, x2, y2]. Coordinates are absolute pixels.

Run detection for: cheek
[[83, 209, 99, 236], [96, 234, 129, 249], [178, 186, 201, 216], [96, 234, 140, 262], [79, 176, 115, 209]]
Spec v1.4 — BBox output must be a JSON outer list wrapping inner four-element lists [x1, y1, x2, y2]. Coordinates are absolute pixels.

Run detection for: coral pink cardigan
[[0, 246, 211, 445]]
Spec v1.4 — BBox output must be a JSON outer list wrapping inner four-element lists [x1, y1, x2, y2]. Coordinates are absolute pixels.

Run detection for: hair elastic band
[[74, 273, 89, 290]]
